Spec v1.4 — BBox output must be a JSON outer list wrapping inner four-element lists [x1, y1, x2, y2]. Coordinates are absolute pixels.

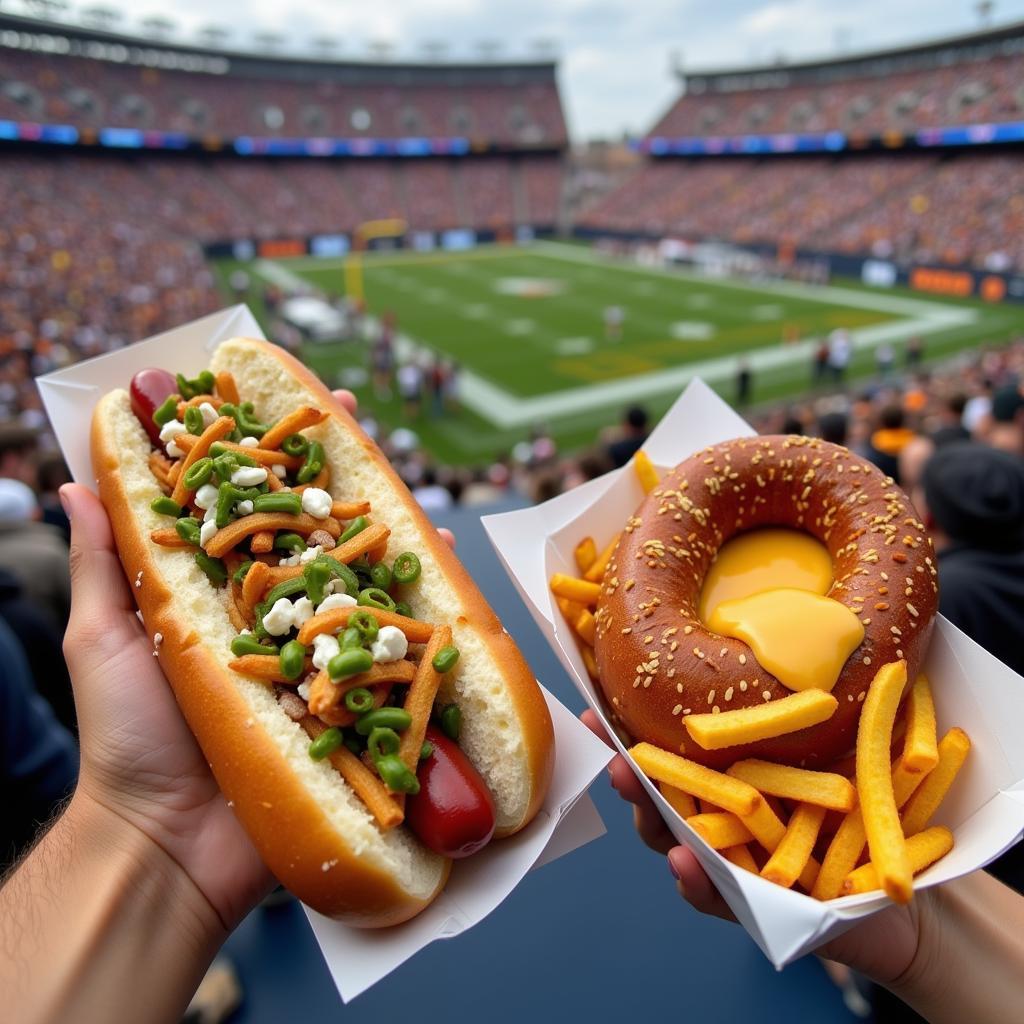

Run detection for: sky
[[17, 0, 1024, 139]]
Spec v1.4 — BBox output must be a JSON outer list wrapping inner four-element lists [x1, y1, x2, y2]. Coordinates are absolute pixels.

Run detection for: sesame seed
[[672, 704, 683, 716], [707, 690, 715, 704], [896, 649, 904, 659], [907, 603, 919, 617], [875, 602, 889, 610], [712, 706, 721, 714], [739, 680, 748, 691], [724, 686, 734, 701], [720, 647, 728, 658], [863, 656, 872, 665], [763, 690, 772, 701], [738, 653, 747, 665]]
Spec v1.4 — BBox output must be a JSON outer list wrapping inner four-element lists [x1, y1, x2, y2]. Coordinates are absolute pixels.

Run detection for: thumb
[[62, 483, 140, 662]]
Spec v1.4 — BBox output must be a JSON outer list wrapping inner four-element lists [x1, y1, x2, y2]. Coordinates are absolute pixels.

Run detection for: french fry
[[903, 674, 939, 773], [737, 799, 820, 891], [581, 645, 599, 680], [857, 660, 912, 903], [226, 587, 248, 633], [629, 743, 760, 817], [214, 370, 240, 405], [841, 826, 954, 896], [301, 717, 402, 829], [556, 596, 587, 626], [685, 689, 839, 750], [574, 536, 597, 574], [811, 754, 927, 901], [760, 803, 827, 888], [722, 844, 759, 873], [176, 394, 216, 414], [204, 512, 340, 559], [584, 533, 620, 582], [264, 470, 284, 491], [264, 523, 390, 585], [171, 415, 236, 505], [901, 728, 971, 837], [659, 782, 698, 819], [727, 759, 857, 812], [398, 626, 451, 773], [550, 573, 602, 606], [297, 604, 434, 646], [148, 451, 173, 487], [634, 449, 660, 493], [258, 405, 327, 452], [687, 812, 755, 850], [575, 609, 597, 645]]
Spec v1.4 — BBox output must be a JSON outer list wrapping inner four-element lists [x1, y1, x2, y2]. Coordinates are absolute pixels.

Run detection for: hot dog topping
[[130, 366, 490, 848]]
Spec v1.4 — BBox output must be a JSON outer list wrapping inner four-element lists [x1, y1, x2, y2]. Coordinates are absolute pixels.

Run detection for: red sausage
[[129, 368, 178, 448], [406, 725, 496, 859]]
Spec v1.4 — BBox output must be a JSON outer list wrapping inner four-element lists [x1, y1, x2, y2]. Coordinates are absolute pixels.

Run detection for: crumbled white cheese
[[297, 681, 311, 701], [272, 464, 287, 479], [194, 483, 219, 510], [203, 504, 217, 523], [159, 419, 187, 459], [299, 545, 323, 564], [240, 628, 252, 635], [236, 499, 254, 516], [199, 520, 218, 548], [371, 625, 408, 664], [292, 596, 314, 628], [318, 593, 357, 614], [263, 598, 296, 636], [300, 487, 333, 519], [312, 633, 340, 670], [199, 402, 219, 429], [231, 466, 268, 487], [239, 435, 259, 448]]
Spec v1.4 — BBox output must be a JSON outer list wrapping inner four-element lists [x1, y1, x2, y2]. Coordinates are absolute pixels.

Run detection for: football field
[[216, 241, 1024, 465]]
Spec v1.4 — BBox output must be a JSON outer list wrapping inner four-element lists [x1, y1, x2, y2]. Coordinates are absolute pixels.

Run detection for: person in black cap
[[917, 442, 1024, 678], [605, 405, 649, 469]]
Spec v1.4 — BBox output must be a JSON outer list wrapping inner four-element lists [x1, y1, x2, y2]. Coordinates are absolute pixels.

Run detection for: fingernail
[[59, 484, 73, 520], [668, 854, 681, 880], [606, 766, 617, 788]]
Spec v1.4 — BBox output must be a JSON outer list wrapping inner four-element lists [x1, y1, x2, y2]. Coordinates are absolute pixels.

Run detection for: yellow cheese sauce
[[699, 529, 864, 693]]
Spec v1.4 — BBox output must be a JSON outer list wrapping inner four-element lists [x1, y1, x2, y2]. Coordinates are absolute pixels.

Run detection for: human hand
[[62, 389, 455, 934], [580, 709, 929, 987]]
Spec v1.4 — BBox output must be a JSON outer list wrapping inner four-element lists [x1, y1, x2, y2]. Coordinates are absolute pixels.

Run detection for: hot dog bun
[[91, 337, 554, 926]]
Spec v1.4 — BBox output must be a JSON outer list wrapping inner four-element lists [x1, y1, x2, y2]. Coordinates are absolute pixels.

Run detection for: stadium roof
[[0, 10, 558, 80], [682, 17, 1024, 88]]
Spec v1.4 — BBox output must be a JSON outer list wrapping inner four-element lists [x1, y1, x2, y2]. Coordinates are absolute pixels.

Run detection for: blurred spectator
[[35, 453, 72, 544], [411, 467, 453, 512], [429, 355, 447, 418], [0, 616, 78, 871], [397, 359, 424, 419], [930, 394, 971, 447], [864, 405, 916, 483], [906, 336, 925, 368], [827, 328, 852, 384], [605, 405, 649, 468], [918, 443, 1024, 677], [0, 479, 71, 629], [875, 342, 895, 379], [817, 410, 849, 446], [983, 385, 1024, 455], [603, 305, 624, 342]]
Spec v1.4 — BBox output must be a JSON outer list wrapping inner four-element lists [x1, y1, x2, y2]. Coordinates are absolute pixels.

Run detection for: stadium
[[3, 3, 1024, 1022]]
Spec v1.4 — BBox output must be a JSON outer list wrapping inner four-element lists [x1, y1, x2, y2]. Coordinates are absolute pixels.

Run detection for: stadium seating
[[0, 48, 567, 145]]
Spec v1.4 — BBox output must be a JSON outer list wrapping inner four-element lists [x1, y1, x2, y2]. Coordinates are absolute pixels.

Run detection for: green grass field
[[213, 241, 1024, 466]]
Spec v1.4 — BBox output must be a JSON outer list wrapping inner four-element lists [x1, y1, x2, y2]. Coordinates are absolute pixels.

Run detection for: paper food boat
[[36, 306, 614, 1002], [483, 378, 1024, 968]]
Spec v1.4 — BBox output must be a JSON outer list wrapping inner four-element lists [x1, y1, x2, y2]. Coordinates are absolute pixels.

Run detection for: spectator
[[813, 339, 830, 384], [605, 405, 650, 468], [35, 452, 72, 544], [0, 478, 71, 629], [906, 335, 925, 368], [930, 393, 971, 447], [864, 405, 916, 484], [982, 385, 1024, 455], [817, 410, 849, 446], [875, 342, 895, 379], [428, 355, 447, 418], [603, 305, 624, 342], [411, 466, 453, 512]]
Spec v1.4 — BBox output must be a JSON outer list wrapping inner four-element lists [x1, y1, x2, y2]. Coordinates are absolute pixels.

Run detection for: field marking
[[252, 259, 315, 292], [503, 318, 537, 335], [670, 321, 715, 341], [555, 337, 595, 355]]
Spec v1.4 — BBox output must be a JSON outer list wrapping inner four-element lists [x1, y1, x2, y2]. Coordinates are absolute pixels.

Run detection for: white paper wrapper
[[483, 377, 1024, 969], [36, 306, 614, 1001]]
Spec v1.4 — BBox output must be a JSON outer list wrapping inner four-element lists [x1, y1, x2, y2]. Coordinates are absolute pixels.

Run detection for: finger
[[438, 527, 455, 551], [581, 709, 613, 748], [331, 389, 357, 415], [634, 803, 675, 855], [667, 846, 737, 923]]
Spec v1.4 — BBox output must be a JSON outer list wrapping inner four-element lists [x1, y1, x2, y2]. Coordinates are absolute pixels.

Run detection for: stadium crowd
[[0, 48, 567, 145], [653, 47, 1024, 137], [580, 152, 1024, 273]]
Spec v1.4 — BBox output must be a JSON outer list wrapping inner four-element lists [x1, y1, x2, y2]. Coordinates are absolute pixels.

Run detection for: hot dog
[[94, 337, 554, 926]]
